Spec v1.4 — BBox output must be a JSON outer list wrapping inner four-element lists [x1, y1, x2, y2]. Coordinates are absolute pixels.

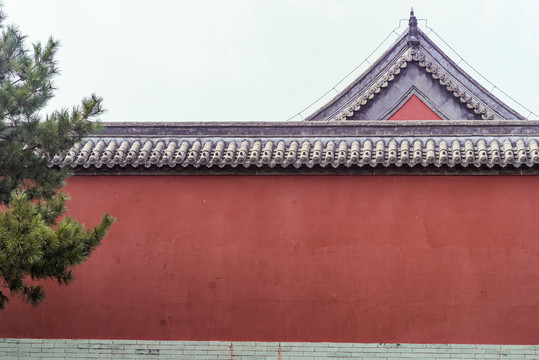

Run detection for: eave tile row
[[52, 137, 539, 170]]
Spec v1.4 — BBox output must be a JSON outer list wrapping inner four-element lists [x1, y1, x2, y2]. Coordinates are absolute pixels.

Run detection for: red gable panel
[[389, 94, 442, 120]]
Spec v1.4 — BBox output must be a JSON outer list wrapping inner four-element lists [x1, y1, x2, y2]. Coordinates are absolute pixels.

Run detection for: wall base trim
[[1, 339, 537, 360]]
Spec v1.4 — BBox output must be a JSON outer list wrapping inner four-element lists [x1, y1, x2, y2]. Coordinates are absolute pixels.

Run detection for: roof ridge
[[329, 47, 505, 121], [305, 20, 525, 121]]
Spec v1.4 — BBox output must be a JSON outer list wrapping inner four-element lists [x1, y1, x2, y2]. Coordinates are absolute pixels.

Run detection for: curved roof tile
[[52, 122, 539, 173]]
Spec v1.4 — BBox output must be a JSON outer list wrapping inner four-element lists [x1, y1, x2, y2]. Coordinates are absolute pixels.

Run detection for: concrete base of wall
[[1, 339, 537, 360]]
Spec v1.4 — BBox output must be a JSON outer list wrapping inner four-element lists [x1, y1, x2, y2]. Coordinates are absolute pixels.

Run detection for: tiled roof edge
[[53, 134, 539, 172]]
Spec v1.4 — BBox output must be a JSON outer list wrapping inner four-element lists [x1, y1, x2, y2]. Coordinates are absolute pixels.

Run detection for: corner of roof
[[414, 27, 525, 120], [303, 29, 410, 121]]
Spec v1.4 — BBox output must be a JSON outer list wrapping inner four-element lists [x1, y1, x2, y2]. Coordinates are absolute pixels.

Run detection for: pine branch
[[0, 6, 115, 309]]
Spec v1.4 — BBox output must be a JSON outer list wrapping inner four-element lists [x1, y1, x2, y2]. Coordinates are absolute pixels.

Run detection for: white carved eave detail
[[331, 47, 498, 121]]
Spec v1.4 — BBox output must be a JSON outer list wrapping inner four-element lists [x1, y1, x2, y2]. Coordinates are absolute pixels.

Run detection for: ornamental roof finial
[[408, 7, 419, 47]]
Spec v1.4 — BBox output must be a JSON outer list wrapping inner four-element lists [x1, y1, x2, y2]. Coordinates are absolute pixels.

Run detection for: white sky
[[4, 0, 539, 121]]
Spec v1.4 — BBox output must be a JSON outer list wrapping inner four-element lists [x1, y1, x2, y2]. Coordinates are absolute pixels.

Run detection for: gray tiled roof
[[306, 29, 525, 121], [53, 121, 539, 173]]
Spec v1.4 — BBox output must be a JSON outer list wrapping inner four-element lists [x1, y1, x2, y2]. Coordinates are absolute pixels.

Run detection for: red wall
[[1, 176, 538, 344], [389, 94, 442, 120]]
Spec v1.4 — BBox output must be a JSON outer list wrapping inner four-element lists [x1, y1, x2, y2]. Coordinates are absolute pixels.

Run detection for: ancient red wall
[[1, 176, 538, 344], [389, 94, 442, 120]]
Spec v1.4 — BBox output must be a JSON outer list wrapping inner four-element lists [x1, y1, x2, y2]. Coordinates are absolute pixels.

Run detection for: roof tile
[[52, 122, 539, 172], [54, 137, 539, 170]]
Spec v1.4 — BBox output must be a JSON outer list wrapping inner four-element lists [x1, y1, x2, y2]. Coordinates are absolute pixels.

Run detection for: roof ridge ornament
[[408, 8, 419, 47], [304, 9, 526, 121], [329, 47, 499, 121]]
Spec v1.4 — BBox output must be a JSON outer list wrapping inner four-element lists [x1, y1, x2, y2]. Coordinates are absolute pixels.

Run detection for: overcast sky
[[4, 0, 539, 121]]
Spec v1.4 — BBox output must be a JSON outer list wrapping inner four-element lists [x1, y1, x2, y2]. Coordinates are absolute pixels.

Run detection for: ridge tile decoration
[[306, 22, 525, 121], [331, 48, 499, 122]]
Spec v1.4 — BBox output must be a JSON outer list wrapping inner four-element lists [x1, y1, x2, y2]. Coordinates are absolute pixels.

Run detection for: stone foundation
[[1, 339, 537, 360]]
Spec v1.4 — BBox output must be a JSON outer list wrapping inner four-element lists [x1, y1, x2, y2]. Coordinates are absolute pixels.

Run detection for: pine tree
[[0, 8, 115, 309]]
